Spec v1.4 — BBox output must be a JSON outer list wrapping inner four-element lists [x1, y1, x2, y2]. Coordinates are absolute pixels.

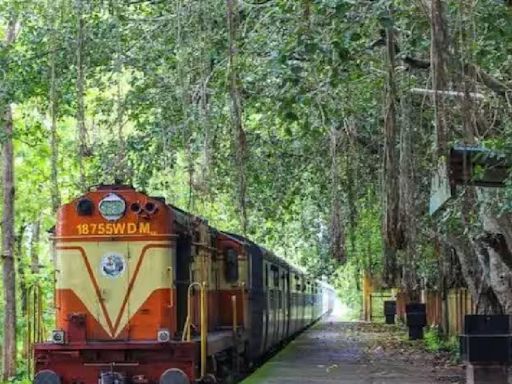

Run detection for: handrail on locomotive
[[180, 281, 209, 379]]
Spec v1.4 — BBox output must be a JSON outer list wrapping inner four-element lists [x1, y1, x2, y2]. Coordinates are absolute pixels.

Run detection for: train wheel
[[200, 374, 217, 384]]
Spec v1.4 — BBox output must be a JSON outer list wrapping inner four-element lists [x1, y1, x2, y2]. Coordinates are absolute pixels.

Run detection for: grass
[[423, 326, 460, 362]]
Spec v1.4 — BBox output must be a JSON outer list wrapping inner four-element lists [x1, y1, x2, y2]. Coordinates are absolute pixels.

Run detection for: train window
[[270, 265, 279, 287], [224, 248, 239, 283], [273, 270, 279, 287]]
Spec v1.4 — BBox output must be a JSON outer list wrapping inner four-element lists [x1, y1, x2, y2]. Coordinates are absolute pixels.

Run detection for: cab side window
[[224, 248, 239, 283]]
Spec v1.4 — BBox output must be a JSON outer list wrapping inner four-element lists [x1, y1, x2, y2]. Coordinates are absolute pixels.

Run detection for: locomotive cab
[[53, 185, 175, 342]]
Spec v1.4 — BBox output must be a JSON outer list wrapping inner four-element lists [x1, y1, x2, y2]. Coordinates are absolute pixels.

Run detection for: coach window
[[224, 248, 239, 283], [271, 265, 279, 287]]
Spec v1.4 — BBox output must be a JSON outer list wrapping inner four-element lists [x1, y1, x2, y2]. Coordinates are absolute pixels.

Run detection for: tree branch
[[404, 56, 512, 98], [410, 87, 485, 100]]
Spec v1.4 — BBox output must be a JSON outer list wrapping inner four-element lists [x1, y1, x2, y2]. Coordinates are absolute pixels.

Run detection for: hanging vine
[[75, 0, 89, 189], [399, 89, 419, 300], [343, 118, 358, 257], [329, 127, 346, 263], [227, 0, 248, 233], [198, 1, 213, 195], [48, 0, 61, 213], [431, 0, 450, 158], [382, 19, 403, 285], [113, 0, 129, 183]]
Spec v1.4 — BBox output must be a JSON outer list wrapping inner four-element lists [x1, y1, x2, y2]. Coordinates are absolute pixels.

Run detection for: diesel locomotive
[[34, 185, 335, 384]]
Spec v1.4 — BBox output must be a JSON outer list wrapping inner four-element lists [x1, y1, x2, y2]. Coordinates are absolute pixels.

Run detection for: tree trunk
[[16, 225, 27, 316], [472, 211, 512, 313], [15, 225, 27, 359], [49, 2, 61, 213], [1, 18, 17, 381], [30, 221, 40, 275], [443, 231, 503, 314], [2, 106, 17, 381], [399, 95, 419, 301], [430, 0, 450, 157]]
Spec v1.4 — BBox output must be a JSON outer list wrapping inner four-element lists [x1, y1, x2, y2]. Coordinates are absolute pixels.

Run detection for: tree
[[1, 16, 18, 381]]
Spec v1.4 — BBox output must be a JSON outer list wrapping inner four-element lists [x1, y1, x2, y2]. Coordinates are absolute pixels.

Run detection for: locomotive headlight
[[99, 193, 126, 221], [76, 198, 94, 216], [51, 329, 65, 344], [34, 370, 61, 384], [159, 368, 189, 384], [157, 329, 171, 343]]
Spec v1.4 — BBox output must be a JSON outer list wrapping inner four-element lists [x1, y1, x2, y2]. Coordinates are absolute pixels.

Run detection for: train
[[33, 185, 335, 384]]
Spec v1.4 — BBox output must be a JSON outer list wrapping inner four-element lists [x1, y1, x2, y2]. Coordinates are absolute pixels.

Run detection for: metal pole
[[240, 282, 245, 329], [232, 295, 237, 333], [200, 281, 207, 378]]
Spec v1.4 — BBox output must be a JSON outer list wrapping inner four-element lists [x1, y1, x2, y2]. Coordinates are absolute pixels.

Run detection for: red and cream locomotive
[[34, 185, 335, 384]]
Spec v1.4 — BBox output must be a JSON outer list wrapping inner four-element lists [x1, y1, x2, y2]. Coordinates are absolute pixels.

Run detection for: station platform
[[241, 317, 464, 384]]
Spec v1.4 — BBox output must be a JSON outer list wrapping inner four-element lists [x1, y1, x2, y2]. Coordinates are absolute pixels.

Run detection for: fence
[[446, 289, 474, 336], [369, 292, 393, 322], [367, 287, 475, 336]]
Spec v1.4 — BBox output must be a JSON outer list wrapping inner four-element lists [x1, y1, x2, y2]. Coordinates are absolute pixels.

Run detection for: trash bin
[[384, 300, 396, 325], [405, 303, 426, 340], [460, 314, 512, 384]]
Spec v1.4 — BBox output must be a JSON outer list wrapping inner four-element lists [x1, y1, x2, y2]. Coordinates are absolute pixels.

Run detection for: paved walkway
[[242, 318, 464, 384]]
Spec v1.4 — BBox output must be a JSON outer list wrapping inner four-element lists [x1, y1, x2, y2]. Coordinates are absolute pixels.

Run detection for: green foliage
[[424, 326, 459, 360], [332, 261, 362, 319], [424, 326, 444, 353]]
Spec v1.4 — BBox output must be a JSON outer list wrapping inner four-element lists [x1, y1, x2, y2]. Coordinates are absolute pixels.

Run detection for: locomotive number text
[[76, 222, 151, 235]]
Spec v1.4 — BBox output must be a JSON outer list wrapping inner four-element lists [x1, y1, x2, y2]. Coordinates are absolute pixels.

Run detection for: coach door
[[273, 266, 279, 346], [262, 263, 270, 352]]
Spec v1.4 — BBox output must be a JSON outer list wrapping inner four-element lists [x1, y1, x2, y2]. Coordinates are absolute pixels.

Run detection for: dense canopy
[[1, 0, 512, 380]]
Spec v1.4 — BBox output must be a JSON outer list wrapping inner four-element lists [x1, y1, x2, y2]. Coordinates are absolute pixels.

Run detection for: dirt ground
[[242, 318, 465, 384]]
